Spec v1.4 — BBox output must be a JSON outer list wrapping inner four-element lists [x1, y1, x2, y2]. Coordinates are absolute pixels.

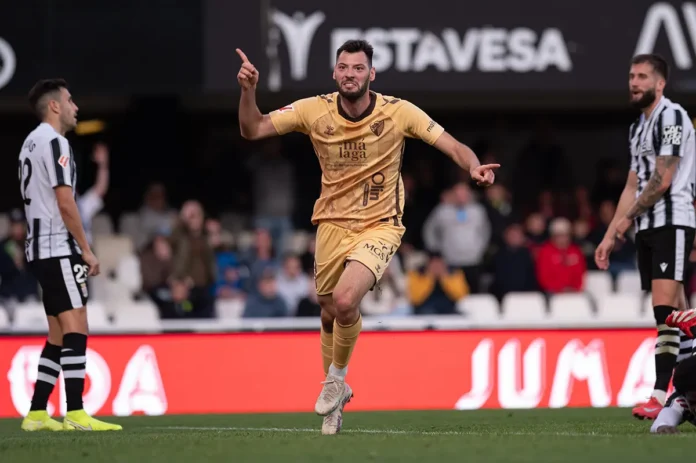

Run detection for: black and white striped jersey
[[629, 96, 696, 232], [18, 123, 81, 262]]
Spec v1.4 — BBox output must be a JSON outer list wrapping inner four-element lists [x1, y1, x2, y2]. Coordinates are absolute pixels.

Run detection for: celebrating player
[[594, 54, 696, 420], [18, 79, 121, 432], [236, 40, 499, 435]]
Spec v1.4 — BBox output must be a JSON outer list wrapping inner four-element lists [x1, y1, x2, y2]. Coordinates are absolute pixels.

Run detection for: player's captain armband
[[269, 98, 313, 135]]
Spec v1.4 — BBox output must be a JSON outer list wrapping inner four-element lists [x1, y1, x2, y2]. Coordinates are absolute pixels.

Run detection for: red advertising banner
[[0, 329, 661, 417]]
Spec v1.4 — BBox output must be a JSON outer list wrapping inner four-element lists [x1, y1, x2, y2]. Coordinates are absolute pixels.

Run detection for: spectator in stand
[[207, 219, 246, 301], [525, 212, 547, 258], [0, 209, 38, 302], [138, 183, 177, 249], [276, 253, 310, 316], [296, 278, 321, 317], [139, 234, 175, 318], [483, 184, 513, 250], [422, 182, 491, 293], [243, 228, 279, 294], [588, 199, 636, 279], [491, 223, 537, 301], [536, 218, 586, 294], [361, 264, 410, 315], [573, 219, 596, 269], [169, 200, 217, 318], [407, 252, 469, 315], [243, 268, 288, 318], [300, 233, 316, 275], [77, 142, 110, 246]]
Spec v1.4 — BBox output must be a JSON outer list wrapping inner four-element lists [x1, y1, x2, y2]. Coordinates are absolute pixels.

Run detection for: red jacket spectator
[[536, 218, 586, 293]]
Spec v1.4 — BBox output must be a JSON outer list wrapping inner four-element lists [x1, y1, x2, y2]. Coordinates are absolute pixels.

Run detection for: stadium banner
[[0, 329, 661, 417], [205, 0, 696, 94]]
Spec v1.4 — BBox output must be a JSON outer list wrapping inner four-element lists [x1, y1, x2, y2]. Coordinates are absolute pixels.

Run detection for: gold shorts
[[314, 220, 405, 296]]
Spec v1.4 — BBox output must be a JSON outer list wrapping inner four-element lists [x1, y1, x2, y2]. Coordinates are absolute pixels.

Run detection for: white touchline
[[144, 426, 620, 437]]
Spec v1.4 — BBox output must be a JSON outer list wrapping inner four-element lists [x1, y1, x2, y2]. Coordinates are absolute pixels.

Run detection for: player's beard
[[337, 78, 369, 102], [630, 87, 657, 110], [61, 112, 77, 132]]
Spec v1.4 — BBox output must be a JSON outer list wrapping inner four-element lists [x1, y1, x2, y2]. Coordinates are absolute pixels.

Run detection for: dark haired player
[[235, 39, 499, 434], [595, 54, 696, 420], [650, 355, 696, 434], [19, 79, 121, 432]]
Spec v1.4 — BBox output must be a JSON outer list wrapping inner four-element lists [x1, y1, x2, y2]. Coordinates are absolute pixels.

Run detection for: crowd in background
[[3, 135, 696, 320]]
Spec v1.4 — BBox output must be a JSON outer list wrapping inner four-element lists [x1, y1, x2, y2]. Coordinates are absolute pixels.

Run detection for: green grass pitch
[[1, 408, 694, 462]]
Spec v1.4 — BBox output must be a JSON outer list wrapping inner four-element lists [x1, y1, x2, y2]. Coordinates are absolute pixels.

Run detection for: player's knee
[[56, 307, 88, 335], [333, 288, 359, 319]]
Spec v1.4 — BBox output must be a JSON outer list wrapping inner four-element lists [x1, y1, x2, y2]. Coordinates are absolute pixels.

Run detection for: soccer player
[[595, 54, 696, 420], [235, 40, 499, 434], [650, 354, 696, 434], [18, 79, 122, 432]]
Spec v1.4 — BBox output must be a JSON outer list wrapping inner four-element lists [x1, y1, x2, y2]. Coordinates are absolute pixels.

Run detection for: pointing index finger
[[236, 48, 250, 63]]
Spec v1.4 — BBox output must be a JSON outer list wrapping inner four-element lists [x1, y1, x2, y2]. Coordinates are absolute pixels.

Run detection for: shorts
[[636, 225, 695, 291], [314, 218, 405, 296], [28, 255, 89, 316]]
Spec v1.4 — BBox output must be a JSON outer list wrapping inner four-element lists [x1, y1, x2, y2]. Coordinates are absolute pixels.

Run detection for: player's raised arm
[[394, 100, 499, 186], [236, 48, 278, 140]]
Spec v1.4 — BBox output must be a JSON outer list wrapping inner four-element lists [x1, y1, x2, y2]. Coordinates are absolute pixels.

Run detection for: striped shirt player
[[19, 122, 90, 314], [19, 79, 120, 433], [628, 95, 696, 291]]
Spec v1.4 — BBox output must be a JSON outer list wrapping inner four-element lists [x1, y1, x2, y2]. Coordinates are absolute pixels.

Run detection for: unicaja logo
[[0, 37, 16, 90], [266, 10, 326, 91]]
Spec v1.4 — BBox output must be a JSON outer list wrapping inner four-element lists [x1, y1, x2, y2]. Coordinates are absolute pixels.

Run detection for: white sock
[[328, 364, 347, 380], [652, 390, 667, 405]]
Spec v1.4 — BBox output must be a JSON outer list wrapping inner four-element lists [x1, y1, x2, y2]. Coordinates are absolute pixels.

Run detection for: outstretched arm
[[433, 132, 500, 186], [236, 48, 280, 140]]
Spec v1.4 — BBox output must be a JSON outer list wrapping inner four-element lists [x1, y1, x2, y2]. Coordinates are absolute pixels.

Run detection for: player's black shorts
[[28, 255, 89, 316], [636, 225, 696, 291]]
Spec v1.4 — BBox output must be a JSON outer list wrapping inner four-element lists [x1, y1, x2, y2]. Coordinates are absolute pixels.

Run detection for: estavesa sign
[[0, 329, 667, 417], [263, 6, 574, 92]]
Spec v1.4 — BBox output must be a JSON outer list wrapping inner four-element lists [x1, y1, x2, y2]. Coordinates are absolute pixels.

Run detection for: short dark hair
[[673, 355, 696, 393], [335, 40, 374, 67], [28, 78, 69, 119], [631, 54, 670, 81]]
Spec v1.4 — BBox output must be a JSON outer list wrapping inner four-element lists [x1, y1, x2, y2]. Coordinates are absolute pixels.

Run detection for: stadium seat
[[216, 299, 245, 319], [0, 305, 9, 330], [87, 301, 111, 328], [596, 293, 643, 323], [617, 270, 643, 294], [548, 293, 595, 322], [457, 294, 500, 323], [112, 300, 161, 331], [92, 213, 114, 236], [93, 235, 135, 276], [12, 302, 48, 331], [584, 271, 613, 300], [501, 292, 548, 324], [115, 254, 142, 294]]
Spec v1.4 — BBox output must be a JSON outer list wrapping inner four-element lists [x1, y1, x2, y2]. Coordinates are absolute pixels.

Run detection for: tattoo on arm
[[626, 156, 680, 220]]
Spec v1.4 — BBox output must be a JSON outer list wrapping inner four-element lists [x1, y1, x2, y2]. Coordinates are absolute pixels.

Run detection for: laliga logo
[[0, 37, 16, 90], [635, 2, 696, 70]]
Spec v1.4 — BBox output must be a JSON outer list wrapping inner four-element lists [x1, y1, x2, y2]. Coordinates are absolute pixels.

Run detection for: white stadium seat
[[216, 299, 245, 319], [112, 300, 161, 331], [596, 293, 643, 323], [501, 292, 548, 324], [617, 270, 643, 294], [288, 231, 310, 254], [115, 254, 142, 294], [93, 235, 135, 276], [584, 271, 613, 300], [458, 294, 500, 323], [548, 293, 595, 322], [0, 306, 9, 330], [119, 212, 145, 249], [86, 301, 111, 329], [12, 302, 48, 331]]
